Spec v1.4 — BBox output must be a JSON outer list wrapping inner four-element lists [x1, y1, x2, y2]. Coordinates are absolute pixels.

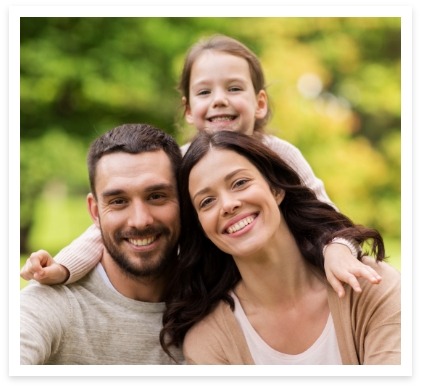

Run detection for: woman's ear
[[274, 189, 286, 206]]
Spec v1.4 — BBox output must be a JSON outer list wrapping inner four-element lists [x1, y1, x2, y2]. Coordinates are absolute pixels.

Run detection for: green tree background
[[20, 17, 401, 273]]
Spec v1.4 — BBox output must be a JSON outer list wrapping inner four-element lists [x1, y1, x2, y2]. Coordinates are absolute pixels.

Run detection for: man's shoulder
[[21, 269, 97, 300]]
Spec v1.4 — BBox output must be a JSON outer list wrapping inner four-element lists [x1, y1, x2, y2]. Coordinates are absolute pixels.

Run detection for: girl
[[160, 130, 400, 364], [21, 35, 381, 295]]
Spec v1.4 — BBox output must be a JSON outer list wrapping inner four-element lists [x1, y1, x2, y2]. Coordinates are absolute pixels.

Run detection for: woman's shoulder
[[361, 257, 401, 286], [183, 300, 253, 364], [184, 301, 234, 342]]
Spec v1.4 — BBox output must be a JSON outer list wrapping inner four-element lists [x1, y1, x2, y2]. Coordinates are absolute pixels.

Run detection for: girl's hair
[[160, 130, 385, 360], [178, 34, 271, 133]]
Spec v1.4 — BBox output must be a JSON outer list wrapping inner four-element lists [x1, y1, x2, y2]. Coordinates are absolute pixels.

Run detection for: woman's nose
[[220, 193, 241, 216]]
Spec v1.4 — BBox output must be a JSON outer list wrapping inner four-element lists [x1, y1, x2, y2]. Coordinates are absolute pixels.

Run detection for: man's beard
[[100, 225, 176, 279]]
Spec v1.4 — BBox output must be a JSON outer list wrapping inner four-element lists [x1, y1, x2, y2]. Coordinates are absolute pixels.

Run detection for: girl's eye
[[229, 86, 242, 92], [197, 89, 210, 96]]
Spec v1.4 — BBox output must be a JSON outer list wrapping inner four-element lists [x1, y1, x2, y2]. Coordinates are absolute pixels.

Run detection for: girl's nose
[[212, 90, 229, 107]]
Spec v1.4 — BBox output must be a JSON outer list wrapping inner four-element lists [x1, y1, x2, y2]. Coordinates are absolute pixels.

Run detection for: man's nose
[[127, 202, 154, 228]]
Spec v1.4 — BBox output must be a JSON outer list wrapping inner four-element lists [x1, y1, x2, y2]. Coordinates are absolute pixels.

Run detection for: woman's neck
[[233, 230, 324, 308]]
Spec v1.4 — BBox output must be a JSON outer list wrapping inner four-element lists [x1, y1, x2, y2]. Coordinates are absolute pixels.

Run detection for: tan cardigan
[[183, 258, 401, 365]]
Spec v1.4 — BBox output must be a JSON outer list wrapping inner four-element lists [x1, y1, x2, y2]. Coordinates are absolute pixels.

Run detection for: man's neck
[[100, 255, 165, 303]]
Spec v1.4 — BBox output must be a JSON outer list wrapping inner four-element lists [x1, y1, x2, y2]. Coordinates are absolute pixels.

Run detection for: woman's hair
[[178, 34, 271, 133], [160, 130, 385, 360]]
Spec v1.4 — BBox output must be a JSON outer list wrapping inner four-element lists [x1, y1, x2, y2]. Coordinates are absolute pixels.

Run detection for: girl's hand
[[324, 243, 382, 298], [20, 249, 69, 285]]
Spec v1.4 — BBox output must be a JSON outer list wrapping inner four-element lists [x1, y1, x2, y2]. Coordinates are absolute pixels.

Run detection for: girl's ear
[[183, 96, 194, 125], [255, 90, 268, 119]]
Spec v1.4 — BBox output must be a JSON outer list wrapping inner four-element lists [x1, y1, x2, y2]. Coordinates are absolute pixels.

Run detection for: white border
[[6, 3, 414, 383]]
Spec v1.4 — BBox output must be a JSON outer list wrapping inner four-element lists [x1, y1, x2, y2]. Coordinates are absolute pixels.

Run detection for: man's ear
[[87, 193, 100, 227]]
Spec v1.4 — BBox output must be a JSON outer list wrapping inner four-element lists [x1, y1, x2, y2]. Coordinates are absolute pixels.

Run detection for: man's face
[[88, 150, 180, 278]]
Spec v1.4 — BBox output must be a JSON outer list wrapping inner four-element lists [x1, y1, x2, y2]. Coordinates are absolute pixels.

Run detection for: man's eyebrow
[[101, 189, 125, 198], [144, 183, 176, 193], [101, 183, 176, 198]]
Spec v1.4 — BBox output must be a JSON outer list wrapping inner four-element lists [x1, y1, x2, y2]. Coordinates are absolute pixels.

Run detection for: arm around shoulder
[[54, 224, 104, 284]]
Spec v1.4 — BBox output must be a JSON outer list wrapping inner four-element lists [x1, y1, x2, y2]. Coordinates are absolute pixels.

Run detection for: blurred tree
[[20, 17, 401, 262]]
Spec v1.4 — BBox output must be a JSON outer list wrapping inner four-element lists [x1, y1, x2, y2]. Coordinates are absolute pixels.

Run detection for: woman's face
[[188, 148, 285, 258]]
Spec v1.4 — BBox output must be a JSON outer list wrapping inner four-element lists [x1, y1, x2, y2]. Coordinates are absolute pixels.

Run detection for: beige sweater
[[20, 264, 184, 364], [182, 258, 401, 365], [56, 135, 335, 281]]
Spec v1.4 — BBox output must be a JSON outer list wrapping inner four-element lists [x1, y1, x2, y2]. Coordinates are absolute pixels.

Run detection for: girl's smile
[[185, 50, 267, 136]]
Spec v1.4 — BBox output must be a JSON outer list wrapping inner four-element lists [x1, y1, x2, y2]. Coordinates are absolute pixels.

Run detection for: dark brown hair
[[160, 130, 385, 360], [87, 123, 182, 198], [178, 34, 271, 133]]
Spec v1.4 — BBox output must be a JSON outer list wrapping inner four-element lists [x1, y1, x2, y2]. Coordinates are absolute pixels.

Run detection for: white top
[[232, 292, 343, 365]]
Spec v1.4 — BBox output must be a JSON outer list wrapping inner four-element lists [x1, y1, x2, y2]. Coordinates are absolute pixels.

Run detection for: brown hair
[[178, 34, 271, 133], [160, 130, 385, 360], [87, 123, 182, 198]]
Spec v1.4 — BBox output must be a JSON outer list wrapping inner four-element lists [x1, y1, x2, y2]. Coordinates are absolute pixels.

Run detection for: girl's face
[[185, 50, 268, 136], [188, 148, 285, 258]]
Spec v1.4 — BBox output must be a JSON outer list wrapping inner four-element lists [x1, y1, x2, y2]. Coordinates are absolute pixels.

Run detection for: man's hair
[[87, 123, 182, 197]]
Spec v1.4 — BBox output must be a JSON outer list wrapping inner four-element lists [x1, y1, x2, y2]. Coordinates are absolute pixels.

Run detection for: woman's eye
[[233, 178, 249, 188], [199, 197, 214, 209]]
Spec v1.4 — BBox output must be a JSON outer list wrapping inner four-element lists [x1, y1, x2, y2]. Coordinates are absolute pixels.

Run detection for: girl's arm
[[265, 135, 382, 296], [20, 224, 103, 284]]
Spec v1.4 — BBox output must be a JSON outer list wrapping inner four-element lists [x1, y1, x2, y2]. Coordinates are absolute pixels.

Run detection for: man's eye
[[149, 193, 167, 201], [110, 198, 126, 206]]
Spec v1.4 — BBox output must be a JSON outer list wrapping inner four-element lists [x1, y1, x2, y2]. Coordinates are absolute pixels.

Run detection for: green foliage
[[20, 17, 401, 269]]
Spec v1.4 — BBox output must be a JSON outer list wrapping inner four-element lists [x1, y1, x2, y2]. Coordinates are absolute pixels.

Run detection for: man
[[20, 123, 184, 364]]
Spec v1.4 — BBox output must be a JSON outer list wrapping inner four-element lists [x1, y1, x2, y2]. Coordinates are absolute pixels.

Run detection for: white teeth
[[210, 116, 234, 122], [226, 216, 255, 234], [128, 236, 157, 246]]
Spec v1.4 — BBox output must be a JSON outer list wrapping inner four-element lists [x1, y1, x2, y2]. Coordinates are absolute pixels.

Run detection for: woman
[[160, 130, 401, 365]]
